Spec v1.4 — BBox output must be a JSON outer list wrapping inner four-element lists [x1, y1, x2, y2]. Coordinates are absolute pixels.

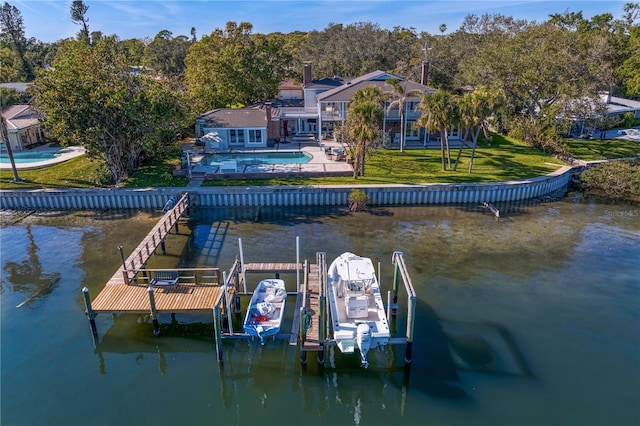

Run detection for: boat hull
[[243, 279, 287, 345], [327, 252, 390, 366]]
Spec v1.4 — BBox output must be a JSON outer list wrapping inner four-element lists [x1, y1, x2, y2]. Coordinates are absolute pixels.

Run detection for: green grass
[[0, 156, 189, 189], [121, 158, 189, 188], [201, 133, 566, 187], [2, 133, 636, 190], [0, 156, 103, 189], [564, 137, 640, 161]]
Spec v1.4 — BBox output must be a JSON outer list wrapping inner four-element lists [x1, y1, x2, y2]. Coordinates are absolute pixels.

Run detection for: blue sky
[[14, 0, 629, 42]]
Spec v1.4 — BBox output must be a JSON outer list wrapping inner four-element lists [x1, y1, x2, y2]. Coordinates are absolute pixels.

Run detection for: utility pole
[[420, 42, 432, 86]]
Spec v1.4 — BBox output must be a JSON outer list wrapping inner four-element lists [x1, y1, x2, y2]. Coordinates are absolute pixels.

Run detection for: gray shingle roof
[[317, 70, 435, 102]]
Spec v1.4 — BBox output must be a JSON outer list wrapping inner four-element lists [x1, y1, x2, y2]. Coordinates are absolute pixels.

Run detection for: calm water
[[200, 151, 311, 167], [1, 197, 639, 426]]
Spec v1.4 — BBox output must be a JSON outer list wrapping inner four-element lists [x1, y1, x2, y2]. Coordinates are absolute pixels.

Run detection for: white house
[[1, 104, 46, 151], [601, 92, 640, 119]]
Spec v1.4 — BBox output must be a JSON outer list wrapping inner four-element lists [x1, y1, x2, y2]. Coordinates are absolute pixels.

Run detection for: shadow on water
[[403, 297, 535, 400]]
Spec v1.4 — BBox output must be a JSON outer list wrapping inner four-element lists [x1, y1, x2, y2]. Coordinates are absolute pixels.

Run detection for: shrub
[[348, 189, 370, 211], [580, 159, 640, 202]]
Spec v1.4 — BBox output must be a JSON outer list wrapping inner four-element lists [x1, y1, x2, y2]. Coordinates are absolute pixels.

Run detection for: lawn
[[2, 133, 636, 190], [564, 137, 640, 161], [0, 156, 103, 189], [200, 133, 566, 187]]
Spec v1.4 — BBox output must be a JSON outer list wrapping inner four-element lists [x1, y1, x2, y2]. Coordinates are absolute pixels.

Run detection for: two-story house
[[194, 64, 437, 150]]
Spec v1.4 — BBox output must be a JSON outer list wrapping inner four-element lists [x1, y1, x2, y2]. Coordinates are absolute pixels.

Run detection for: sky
[[12, 0, 631, 43]]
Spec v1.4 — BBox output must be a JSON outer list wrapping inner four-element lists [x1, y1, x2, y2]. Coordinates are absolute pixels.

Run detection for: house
[[195, 102, 280, 150], [1, 104, 46, 151], [313, 69, 435, 144], [601, 92, 640, 119], [194, 64, 437, 149]]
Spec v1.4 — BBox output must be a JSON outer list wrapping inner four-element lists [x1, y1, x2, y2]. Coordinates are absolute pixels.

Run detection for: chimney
[[265, 101, 272, 121], [421, 61, 429, 86], [303, 62, 312, 87]]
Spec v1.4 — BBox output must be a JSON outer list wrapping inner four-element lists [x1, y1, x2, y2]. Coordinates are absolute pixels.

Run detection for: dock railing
[[124, 267, 222, 286], [391, 251, 418, 363]]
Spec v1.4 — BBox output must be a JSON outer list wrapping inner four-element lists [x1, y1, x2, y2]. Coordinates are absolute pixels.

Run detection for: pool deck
[[184, 138, 353, 179], [0, 145, 86, 170]]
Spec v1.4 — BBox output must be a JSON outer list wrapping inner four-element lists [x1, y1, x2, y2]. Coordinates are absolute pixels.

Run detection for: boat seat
[[345, 295, 368, 318], [151, 270, 179, 286]]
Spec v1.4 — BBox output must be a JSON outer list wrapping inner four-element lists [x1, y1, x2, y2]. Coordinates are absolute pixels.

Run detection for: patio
[[181, 137, 352, 182]]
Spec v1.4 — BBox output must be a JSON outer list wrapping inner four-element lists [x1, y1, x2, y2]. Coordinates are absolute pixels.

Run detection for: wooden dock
[[88, 192, 233, 315], [91, 270, 227, 314], [300, 262, 323, 351], [82, 197, 419, 367]]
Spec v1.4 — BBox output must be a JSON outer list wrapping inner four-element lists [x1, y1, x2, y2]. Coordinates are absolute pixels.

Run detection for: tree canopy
[[185, 21, 293, 111], [33, 38, 189, 184]]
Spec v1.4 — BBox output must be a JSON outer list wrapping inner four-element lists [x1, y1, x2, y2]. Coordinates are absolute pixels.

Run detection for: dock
[[89, 193, 230, 315], [83, 196, 418, 367]]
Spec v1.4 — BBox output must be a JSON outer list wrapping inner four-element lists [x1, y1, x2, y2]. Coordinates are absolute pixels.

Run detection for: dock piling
[[213, 306, 223, 363], [148, 286, 160, 336], [392, 261, 400, 315], [118, 245, 126, 269], [82, 287, 98, 338]]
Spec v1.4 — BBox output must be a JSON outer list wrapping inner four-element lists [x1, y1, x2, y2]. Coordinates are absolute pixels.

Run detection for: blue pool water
[[0, 150, 60, 164], [200, 151, 311, 167]]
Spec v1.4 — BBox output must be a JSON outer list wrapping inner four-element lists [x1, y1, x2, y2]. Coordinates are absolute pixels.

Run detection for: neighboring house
[[277, 79, 304, 100], [601, 92, 640, 119], [194, 64, 437, 148], [1, 104, 46, 151], [0, 82, 31, 94]]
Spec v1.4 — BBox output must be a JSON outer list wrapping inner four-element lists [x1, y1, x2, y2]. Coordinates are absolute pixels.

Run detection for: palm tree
[[385, 78, 423, 153], [1, 114, 22, 183], [456, 88, 503, 172], [346, 86, 384, 178], [417, 89, 459, 171]]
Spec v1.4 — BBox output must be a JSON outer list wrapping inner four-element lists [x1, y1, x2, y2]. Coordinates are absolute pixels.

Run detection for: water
[[1, 198, 639, 426], [0, 150, 61, 164], [200, 151, 311, 167]]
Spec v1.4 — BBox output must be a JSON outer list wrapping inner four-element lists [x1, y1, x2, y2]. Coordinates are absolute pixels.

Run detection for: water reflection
[[3, 225, 61, 307]]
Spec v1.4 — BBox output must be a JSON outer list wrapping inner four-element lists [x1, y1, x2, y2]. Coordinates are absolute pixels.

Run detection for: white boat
[[327, 252, 390, 367], [243, 279, 287, 345]]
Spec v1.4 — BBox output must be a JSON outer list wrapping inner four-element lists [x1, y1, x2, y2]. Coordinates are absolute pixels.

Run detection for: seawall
[[0, 166, 573, 210]]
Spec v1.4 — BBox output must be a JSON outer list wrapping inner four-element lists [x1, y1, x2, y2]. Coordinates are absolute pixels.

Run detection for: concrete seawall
[[0, 166, 573, 210]]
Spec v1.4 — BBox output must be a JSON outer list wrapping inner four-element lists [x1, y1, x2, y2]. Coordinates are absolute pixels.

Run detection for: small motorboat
[[327, 252, 390, 367], [243, 279, 287, 345]]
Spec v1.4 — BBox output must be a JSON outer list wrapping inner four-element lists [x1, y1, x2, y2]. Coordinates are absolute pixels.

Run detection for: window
[[229, 129, 244, 145], [248, 129, 262, 144], [405, 121, 419, 138]]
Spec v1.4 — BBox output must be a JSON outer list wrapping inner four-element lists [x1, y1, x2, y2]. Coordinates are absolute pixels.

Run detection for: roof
[[1, 104, 42, 130], [278, 79, 303, 91], [305, 77, 346, 90], [317, 70, 435, 102], [197, 105, 271, 128], [606, 95, 640, 114], [0, 82, 31, 93]]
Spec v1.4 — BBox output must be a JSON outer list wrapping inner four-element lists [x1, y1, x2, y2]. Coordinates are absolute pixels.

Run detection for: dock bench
[[151, 270, 179, 286]]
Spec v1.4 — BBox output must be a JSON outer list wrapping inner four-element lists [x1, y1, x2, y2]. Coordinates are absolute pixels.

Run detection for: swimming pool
[[0, 150, 61, 164], [200, 151, 311, 167]]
